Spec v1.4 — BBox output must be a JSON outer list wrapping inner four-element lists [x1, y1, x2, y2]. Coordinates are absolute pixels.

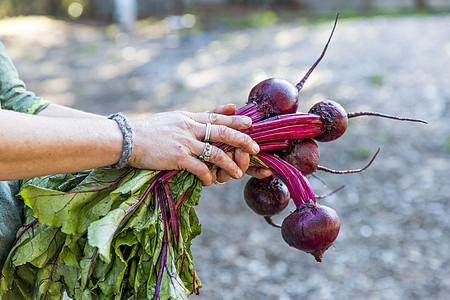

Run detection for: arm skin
[[0, 107, 123, 181], [1, 103, 270, 185]]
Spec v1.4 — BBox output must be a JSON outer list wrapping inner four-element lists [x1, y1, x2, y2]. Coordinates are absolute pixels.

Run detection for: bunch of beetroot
[[229, 14, 427, 262]]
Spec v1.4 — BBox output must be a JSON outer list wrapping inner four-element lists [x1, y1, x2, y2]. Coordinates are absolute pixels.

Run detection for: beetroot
[[248, 78, 299, 118], [278, 138, 320, 176], [308, 100, 427, 142], [228, 13, 426, 265], [308, 100, 348, 142], [244, 175, 290, 217], [281, 203, 340, 262], [235, 78, 300, 122]]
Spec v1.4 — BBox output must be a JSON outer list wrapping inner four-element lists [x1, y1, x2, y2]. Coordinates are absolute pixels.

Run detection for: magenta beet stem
[[159, 170, 179, 182], [256, 152, 316, 207], [163, 182, 180, 242], [154, 185, 169, 300], [259, 140, 293, 152], [250, 124, 322, 143], [242, 113, 323, 134], [234, 102, 268, 122], [296, 13, 339, 92], [234, 102, 256, 115]]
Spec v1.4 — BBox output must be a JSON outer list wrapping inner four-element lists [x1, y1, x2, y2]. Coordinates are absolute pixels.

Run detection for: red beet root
[[308, 100, 427, 142], [281, 203, 340, 262], [244, 175, 290, 217], [308, 100, 348, 142], [278, 139, 320, 176], [248, 78, 299, 118]]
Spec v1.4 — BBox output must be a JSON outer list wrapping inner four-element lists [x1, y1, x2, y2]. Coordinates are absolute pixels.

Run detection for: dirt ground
[[1, 13, 449, 299]]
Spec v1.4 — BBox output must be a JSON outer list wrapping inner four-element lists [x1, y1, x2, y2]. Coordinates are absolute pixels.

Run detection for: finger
[[183, 156, 214, 186], [190, 112, 252, 130], [210, 167, 218, 184], [215, 152, 234, 183], [207, 124, 260, 155], [246, 167, 272, 179], [234, 148, 250, 175], [192, 121, 259, 155], [195, 141, 243, 180], [207, 104, 237, 115], [216, 168, 231, 184]]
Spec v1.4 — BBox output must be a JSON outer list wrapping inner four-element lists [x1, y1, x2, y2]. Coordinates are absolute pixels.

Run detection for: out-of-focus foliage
[[1, 0, 446, 20], [228, 0, 300, 8], [0, 0, 93, 18], [0, 0, 300, 19]]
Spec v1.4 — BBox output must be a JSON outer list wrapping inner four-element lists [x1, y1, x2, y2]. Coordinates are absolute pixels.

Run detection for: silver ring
[[203, 123, 212, 142], [199, 142, 212, 162], [214, 180, 225, 185]]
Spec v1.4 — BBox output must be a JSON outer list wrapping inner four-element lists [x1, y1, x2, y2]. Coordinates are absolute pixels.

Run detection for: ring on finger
[[214, 180, 225, 185], [199, 142, 212, 162], [203, 122, 212, 142]]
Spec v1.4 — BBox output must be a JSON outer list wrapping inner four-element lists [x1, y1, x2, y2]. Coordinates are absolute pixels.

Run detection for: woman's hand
[[208, 104, 272, 183], [129, 104, 267, 186]]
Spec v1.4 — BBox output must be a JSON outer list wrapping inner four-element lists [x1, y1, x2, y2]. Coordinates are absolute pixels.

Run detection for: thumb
[[207, 104, 237, 115]]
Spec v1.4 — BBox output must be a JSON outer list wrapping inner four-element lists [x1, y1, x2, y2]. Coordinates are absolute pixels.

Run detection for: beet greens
[[0, 168, 202, 299]]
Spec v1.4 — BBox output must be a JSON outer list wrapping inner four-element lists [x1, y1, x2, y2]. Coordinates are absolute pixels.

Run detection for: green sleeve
[[0, 41, 50, 115]]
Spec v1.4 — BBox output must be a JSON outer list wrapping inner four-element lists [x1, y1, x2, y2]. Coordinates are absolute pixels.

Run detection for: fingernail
[[252, 142, 260, 153], [262, 169, 272, 177], [241, 117, 252, 127], [236, 168, 243, 178]]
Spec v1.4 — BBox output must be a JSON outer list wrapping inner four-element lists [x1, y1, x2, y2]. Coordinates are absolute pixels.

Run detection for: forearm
[[0, 109, 123, 181], [37, 103, 105, 119]]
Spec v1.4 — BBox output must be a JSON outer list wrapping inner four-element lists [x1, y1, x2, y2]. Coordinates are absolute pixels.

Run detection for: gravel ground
[[1, 13, 449, 300]]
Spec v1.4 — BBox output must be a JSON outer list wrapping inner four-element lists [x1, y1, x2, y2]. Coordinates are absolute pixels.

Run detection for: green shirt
[[0, 41, 50, 269]]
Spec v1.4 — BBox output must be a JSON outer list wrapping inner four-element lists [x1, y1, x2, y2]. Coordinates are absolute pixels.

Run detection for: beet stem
[[154, 185, 170, 300], [347, 112, 428, 124], [235, 102, 256, 115], [259, 140, 293, 152], [256, 152, 315, 206], [317, 147, 380, 174], [250, 124, 322, 143], [295, 13, 339, 92], [162, 182, 180, 242], [242, 113, 323, 134]]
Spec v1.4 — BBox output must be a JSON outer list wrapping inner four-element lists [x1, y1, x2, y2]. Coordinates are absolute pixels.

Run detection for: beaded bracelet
[[108, 113, 134, 169]]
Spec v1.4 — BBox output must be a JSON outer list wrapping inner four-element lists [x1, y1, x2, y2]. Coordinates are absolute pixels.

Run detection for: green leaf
[[109, 169, 158, 199], [21, 171, 91, 192], [55, 263, 81, 299], [59, 234, 85, 268], [21, 186, 114, 235], [158, 246, 190, 300], [97, 255, 127, 296], [87, 196, 139, 262], [35, 262, 64, 300], [12, 227, 64, 268]]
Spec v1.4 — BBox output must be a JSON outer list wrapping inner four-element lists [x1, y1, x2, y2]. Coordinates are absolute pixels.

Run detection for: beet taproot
[[244, 175, 290, 217], [281, 203, 340, 262]]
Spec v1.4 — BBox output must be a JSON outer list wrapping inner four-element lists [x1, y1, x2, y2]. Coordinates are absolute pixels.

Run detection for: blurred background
[[1, 1, 449, 299]]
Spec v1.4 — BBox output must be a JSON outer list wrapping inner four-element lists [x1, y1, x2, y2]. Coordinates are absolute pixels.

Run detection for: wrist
[[108, 113, 134, 169]]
